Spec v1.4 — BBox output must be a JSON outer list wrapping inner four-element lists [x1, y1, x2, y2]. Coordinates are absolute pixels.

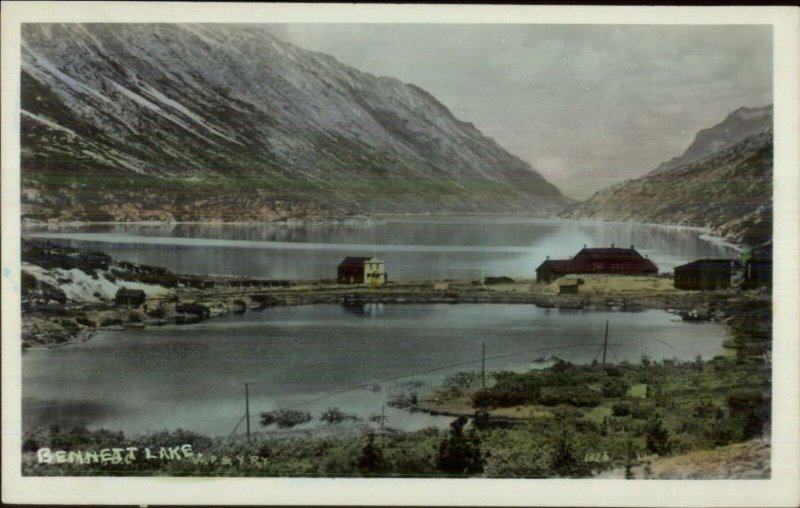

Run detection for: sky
[[265, 24, 772, 200]]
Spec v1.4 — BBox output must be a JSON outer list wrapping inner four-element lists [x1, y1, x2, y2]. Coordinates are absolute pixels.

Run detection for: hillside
[[20, 24, 569, 222], [650, 105, 772, 176], [562, 108, 772, 246]]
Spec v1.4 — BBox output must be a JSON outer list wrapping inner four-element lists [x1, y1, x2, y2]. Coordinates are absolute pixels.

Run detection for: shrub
[[550, 359, 574, 374], [260, 409, 313, 429], [692, 400, 718, 419], [551, 406, 585, 420], [539, 386, 601, 407], [75, 317, 96, 328], [548, 430, 590, 477], [644, 416, 672, 455], [727, 390, 765, 415], [612, 403, 631, 417], [601, 378, 631, 398], [319, 407, 360, 425], [630, 404, 651, 420], [357, 434, 384, 473], [442, 372, 481, 395], [472, 387, 531, 409], [436, 416, 483, 475], [57, 319, 81, 334]]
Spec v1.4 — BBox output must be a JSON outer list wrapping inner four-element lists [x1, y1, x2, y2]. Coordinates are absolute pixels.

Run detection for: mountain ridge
[[20, 23, 569, 222], [649, 105, 772, 176]]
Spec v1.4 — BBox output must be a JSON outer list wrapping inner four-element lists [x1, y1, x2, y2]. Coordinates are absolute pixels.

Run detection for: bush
[[630, 404, 651, 420], [548, 430, 590, 477], [260, 409, 313, 429], [727, 390, 765, 415], [319, 407, 360, 425], [358, 434, 384, 473], [644, 416, 672, 455], [57, 319, 81, 334], [436, 417, 483, 475], [75, 317, 96, 328], [601, 378, 630, 398], [442, 372, 481, 395], [612, 403, 631, 417], [539, 386, 601, 407], [551, 406, 585, 420]]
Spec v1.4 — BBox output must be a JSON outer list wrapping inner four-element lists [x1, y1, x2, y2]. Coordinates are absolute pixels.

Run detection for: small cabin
[[115, 288, 146, 306], [337, 256, 386, 286], [674, 259, 742, 290]]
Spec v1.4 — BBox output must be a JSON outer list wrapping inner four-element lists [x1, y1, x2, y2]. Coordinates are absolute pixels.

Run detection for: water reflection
[[23, 217, 737, 280]]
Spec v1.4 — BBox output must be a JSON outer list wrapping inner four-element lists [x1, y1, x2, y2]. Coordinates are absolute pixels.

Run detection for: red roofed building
[[337, 256, 386, 286], [536, 245, 658, 283]]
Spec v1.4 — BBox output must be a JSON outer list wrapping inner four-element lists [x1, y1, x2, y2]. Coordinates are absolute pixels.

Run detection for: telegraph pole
[[481, 341, 486, 389], [602, 320, 609, 365], [244, 382, 253, 441]]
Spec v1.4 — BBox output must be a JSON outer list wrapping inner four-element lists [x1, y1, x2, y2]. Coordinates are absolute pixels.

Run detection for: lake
[[23, 304, 729, 437], [22, 216, 737, 280]]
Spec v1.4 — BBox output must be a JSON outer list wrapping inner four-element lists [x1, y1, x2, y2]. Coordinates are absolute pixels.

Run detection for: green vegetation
[[22, 356, 769, 478]]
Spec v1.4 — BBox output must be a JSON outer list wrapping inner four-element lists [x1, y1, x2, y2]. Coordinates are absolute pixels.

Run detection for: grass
[[22, 355, 770, 478]]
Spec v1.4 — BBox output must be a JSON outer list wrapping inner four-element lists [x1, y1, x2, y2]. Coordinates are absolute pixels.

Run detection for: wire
[[228, 413, 246, 438]]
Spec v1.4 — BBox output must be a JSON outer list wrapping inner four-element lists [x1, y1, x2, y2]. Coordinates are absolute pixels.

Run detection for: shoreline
[[23, 280, 768, 351], [20, 215, 747, 256]]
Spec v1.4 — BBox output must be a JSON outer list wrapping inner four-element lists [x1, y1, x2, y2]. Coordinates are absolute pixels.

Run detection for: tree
[[436, 416, 483, 475], [358, 433, 384, 473], [548, 430, 589, 477], [645, 415, 672, 455]]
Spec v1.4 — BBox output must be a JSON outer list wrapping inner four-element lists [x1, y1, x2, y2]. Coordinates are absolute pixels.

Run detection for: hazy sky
[[266, 24, 772, 199]]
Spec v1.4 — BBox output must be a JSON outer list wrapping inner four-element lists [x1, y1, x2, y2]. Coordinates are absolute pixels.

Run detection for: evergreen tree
[[436, 416, 483, 475], [645, 415, 672, 455]]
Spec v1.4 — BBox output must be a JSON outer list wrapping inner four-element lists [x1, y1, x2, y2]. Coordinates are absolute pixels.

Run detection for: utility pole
[[481, 341, 486, 389], [602, 320, 609, 365], [380, 404, 385, 430], [244, 382, 253, 441]]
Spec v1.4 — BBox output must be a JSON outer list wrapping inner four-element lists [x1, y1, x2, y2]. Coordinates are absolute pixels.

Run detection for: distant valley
[[561, 106, 773, 246]]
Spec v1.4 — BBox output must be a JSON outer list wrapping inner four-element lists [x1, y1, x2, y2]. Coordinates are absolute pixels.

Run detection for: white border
[[2, 3, 799, 506]]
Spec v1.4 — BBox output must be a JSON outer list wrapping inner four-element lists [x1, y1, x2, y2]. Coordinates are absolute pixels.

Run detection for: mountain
[[561, 107, 773, 246], [649, 105, 772, 176], [20, 24, 569, 222]]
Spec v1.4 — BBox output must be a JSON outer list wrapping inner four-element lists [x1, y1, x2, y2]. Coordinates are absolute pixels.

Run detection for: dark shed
[[115, 288, 146, 306], [674, 259, 741, 290], [744, 243, 772, 288]]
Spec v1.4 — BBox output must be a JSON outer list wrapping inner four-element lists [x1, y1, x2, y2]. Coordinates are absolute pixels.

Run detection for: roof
[[574, 247, 645, 262], [537, 259, 588, 274], [675, 259, 742, 271], [338, 256, 378, 268]]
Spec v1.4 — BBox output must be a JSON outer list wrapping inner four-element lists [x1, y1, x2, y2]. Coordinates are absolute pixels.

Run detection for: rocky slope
[[20, 24, 569, 222], [562, 108, 772, 246], [650, 106, 772, 176]]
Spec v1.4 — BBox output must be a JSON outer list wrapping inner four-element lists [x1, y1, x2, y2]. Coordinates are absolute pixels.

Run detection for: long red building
[[536, 245, 658, 283]]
